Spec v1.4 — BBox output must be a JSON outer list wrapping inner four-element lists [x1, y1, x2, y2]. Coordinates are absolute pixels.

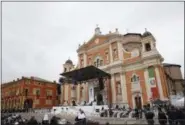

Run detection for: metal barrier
[[2, 112, 185, 125], [124, 118, 185, 125]]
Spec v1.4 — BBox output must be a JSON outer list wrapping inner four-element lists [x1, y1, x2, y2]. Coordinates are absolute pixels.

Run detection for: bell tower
[[141, 28, 156, 52], [63, 58, 74, 73], [141, 28, 163, 62]]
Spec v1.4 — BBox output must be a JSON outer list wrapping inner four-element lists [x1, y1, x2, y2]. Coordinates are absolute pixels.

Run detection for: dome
[[142, 31, 152, 37], [65, 59, 73, 64]]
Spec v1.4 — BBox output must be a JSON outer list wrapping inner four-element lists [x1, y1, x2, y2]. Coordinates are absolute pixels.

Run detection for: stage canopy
[[60, 65, 111, 82]]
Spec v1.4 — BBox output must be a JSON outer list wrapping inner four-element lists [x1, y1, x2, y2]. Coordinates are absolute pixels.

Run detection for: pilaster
[[65, 85, 68, 102], [155, 67, 164, 100], [109, 44, 113, 63], [120, 72, 128, 103], [111, 74, 116, 103], [144, 68, 151, 101], [77, 84, 80, 103], [83, 53, 87, 67], [82, 83, 86, 101], [117, 41, 123, 61]]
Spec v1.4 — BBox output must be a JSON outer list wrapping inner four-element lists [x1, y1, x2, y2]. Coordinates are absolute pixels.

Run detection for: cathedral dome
[[65, 59, 73, 64], [142, 30, 152, 37]]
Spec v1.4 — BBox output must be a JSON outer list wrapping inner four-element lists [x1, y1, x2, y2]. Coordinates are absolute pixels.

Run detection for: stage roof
[[60, 65, 111, 82]]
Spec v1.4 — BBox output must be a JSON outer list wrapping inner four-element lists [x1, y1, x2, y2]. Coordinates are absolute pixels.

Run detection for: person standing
[[167, 106, 177, 125], [158, 107, 167, 125], [145, 107, 155, 125]]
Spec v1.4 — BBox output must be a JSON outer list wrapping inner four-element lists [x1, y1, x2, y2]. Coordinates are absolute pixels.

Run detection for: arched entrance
[[96, 93, 103, 105], [72, 100, 76, 106], [24, 99, 33, 109], [134, 96, 142, 109]]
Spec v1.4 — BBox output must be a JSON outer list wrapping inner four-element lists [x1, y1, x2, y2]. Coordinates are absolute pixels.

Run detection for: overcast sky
[[2, 2, 184, 83]]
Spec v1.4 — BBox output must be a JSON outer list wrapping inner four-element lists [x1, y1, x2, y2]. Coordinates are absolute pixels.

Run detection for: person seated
[[100, 107, 105, 117], [27, 116, 38, 125], [75, 109, 86, 125], [50, 116, 59, 125], [42, 113, 49, 125]]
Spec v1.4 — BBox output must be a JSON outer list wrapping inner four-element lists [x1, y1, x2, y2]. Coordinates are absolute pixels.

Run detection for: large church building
[[60, 26, 170, 109]]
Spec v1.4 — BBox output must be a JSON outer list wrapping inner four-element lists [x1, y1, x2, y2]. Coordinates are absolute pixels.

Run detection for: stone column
[[83, 53, 87, 67], [60, 85, 63, 104], [109, 44, 113, 63], [88, 82, 94, 103], [85, 83, 89, 102], [155, 67, 164, 100], [71, 85, 76, 100], [78, 55, 81, 68], [77, 84, 80, 104], [120, 72, 128, 103], [144, 68, 151, 101], [82, 84, 85, 101], [142, 43, 145, 52], [117, 41, 123, 60], [65, 85, 68, 103], [111, 74, 116, 103]]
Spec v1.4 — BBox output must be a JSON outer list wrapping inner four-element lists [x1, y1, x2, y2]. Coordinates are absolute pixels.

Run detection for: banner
[[151, 87, 159, 99]]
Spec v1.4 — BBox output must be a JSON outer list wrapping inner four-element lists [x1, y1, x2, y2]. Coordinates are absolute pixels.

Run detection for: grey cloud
[[2, 2, 184, 82]]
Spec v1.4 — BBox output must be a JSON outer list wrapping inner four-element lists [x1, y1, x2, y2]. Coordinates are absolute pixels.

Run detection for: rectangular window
[[94, 62, 96, 67], [46, 100, 52, 105], [88, 58, 91, 65], [33, 88, 40, 96], [81, 59, 84, 67], [100, 60, 103, 66], [113, 48, 117, 59], [25, 80, 30, 84], [24, 89, 28, 96], [36, 89, 40, 96], [46, 90, 52, 96], [105, 51, 109, 61], [35, 99, 40, 105], [116, 82, 122, 95]]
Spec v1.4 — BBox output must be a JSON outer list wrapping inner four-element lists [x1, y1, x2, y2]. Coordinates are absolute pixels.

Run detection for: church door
[[135, 96, 142, 109]]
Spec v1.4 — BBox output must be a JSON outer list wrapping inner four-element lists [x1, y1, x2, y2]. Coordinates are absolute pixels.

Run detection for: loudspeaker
[[99, 77, 104, 90]]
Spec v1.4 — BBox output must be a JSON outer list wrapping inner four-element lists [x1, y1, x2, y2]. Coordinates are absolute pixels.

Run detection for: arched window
[[94, 56, 103, 67], [131, 74, 139, 83], [64, 68, 67, 72], [145, 43, 151, 51]]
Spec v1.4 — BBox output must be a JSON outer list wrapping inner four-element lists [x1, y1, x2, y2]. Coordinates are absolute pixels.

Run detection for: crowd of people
[[1, 104, 185, 125], [1, 113, 73, 125], [133, 104, 185, 125]]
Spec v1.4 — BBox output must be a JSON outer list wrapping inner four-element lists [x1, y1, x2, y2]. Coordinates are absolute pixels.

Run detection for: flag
[[149, 77, 156, 87]]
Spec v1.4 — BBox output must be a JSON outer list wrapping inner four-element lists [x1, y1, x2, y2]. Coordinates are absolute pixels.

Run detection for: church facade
[[60, 27, 169, 108]]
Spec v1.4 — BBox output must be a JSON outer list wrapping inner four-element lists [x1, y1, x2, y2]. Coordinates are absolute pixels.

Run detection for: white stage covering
[[174, 97, 184, 107]]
